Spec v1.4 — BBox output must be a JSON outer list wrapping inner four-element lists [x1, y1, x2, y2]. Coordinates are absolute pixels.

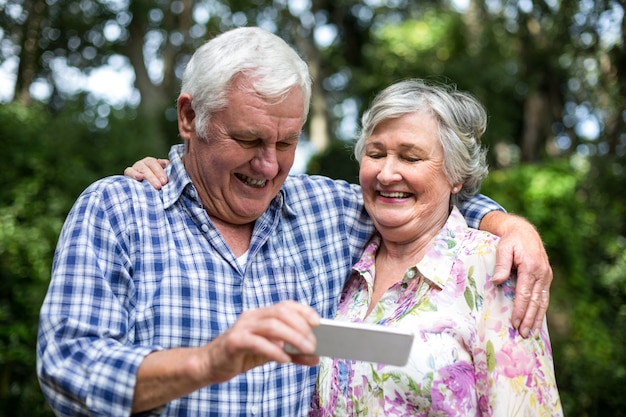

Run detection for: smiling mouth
[[236, 173, 267, 188], [379, 191, 411, 198]]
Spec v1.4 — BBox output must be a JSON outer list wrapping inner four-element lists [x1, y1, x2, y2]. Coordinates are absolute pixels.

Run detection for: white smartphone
[[284, 318, 414, 367]]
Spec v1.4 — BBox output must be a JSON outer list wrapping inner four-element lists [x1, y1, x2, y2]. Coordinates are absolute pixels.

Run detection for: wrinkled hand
[[488, 212, 553, 338], [124, 157, 170, 190], [202, 301, 320, 385]]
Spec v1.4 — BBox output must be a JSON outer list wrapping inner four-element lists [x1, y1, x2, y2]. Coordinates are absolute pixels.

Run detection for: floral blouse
[[310, 207, 563, 416]]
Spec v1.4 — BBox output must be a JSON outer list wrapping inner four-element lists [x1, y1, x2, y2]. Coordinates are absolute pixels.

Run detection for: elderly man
[[37, 27, 551, 417]]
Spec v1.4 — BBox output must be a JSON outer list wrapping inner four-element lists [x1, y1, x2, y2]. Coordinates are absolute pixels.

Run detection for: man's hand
[[480, 211, 553, 338], [132, 301, 320, 413], [124, 157, 170, 190], [202, 301, 321, 385]]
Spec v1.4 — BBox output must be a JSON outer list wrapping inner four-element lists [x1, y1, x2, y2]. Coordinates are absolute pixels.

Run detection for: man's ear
[[178, 94, 196, 140]]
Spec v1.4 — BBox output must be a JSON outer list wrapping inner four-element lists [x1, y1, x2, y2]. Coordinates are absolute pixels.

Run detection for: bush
[[0, 102, 169, 416]]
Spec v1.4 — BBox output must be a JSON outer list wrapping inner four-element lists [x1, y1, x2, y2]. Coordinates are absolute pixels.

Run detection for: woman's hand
[[124, 157, 170, 190]]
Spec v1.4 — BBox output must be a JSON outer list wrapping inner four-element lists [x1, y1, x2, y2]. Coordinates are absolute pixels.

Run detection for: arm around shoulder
[[479, 211, 553, 338]]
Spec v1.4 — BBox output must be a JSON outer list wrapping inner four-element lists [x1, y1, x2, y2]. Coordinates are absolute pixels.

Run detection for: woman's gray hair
[[181, 27, 312, 139], [354, 79, 489, 205]]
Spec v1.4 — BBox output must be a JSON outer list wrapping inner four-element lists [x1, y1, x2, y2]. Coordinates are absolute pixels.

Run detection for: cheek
[[222, 146, 254, 170], [358, 162, 375, 187], [420, 165, 450, 188], [278, 151, 296, 170], [422, 174, 453, 204]]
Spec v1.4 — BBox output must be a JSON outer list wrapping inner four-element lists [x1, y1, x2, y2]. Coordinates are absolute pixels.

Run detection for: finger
[[509, 269, 532, 333], [518, 259, 552, 337], [239, 302, 318, 354], [290, 353, 320, 367], [515, 276, 541, 338], [123, 166, 144, 181], [156, 158, 170, 168], [206, 332, 286, 384], [132, 158, 167, 190], [531, 289, 550, 336], [140, 157, 169, 186], [265, 302, 319, 354], [202, 303, 319, 384], [492, 239, 514, 284]]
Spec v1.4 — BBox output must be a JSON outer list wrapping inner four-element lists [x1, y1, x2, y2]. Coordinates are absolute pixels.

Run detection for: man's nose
[[251, 147, 279, 178]]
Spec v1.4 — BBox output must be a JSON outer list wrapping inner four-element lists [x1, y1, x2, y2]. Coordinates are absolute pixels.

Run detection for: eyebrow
[[280, 132, 302, 142], [366, 141, 425, 152], [229, 129, 301, 141]]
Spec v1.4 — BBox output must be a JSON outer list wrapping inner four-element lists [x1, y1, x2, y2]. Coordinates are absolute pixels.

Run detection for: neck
[[210, 217, 254, 257]]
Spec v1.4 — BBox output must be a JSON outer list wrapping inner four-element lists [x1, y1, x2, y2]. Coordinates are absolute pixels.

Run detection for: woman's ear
[[178, 94, 196, 140]]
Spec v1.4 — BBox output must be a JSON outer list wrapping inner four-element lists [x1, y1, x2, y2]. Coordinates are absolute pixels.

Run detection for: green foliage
[[0, 102, 169, 416], [481, 158, 626, 416], [307, 139, 360, 183], [350, 11, 526, 166]]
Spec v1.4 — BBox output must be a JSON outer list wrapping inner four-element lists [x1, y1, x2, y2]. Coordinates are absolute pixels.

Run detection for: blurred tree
[[0, 99, 173, 416], [313, 0, 624, 164], [3, 0, 622, 161], [481, 155, 626, 415], [1, 0, 332, 151]]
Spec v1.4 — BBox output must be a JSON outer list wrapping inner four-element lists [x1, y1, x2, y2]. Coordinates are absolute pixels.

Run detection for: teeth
[[237, 174, 266, 187], [380, 191, 410, 198]]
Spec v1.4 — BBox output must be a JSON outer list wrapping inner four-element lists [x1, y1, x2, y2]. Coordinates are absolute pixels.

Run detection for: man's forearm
[[478, 210, 517, 236], [459, 193, 505, 230], [132, 348, 207, 414]]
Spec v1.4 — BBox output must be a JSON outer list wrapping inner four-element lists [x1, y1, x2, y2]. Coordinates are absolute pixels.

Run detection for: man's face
[[181, 80, 304, 225]]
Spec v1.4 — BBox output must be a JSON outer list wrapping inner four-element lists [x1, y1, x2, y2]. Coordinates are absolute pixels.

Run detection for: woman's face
[[359, 111, 455, 244]]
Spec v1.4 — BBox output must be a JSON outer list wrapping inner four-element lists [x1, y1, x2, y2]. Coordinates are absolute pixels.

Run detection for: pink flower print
[[495, 341, 535, 379], [430, 361, 477, 415]]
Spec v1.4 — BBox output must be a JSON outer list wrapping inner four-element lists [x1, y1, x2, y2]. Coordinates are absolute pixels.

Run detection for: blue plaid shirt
[[37, 144, 501, 417]]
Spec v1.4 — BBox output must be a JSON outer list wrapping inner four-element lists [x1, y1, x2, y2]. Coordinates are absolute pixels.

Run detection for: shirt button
[[250, 406, 258, 415], [406, 269, 416, 278], [201, 224, 209, 233]]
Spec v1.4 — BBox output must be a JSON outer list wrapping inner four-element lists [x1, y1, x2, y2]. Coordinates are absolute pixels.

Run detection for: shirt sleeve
[[36, 184, 161, 417], [458, 194, 505, 229], [474, 277, 563, 415]]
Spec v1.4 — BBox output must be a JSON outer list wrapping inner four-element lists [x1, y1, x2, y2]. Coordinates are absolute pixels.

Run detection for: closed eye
[[276, 141, 297, 151], [233, 138, 262, 148]]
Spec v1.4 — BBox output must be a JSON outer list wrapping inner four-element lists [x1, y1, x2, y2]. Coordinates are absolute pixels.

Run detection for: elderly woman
[[309, 79, 562, 416]]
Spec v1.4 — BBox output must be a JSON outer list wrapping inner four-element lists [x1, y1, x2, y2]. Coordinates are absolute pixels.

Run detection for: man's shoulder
[[283, 174, 360, 196], [280, 175, 366, 227], [79, 175, 163, 209]]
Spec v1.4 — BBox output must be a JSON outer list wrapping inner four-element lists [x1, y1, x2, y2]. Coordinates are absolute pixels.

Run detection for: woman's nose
[[376, 158, 402, 184]]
